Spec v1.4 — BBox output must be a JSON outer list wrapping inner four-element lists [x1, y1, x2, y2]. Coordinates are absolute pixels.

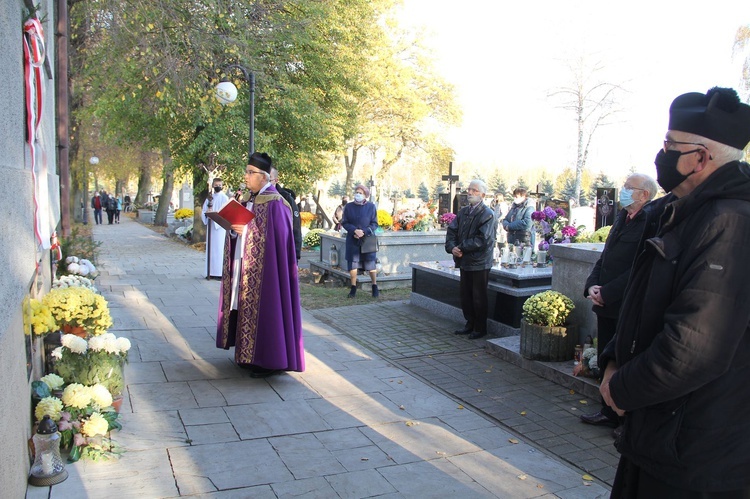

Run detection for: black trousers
[[459, 268, 490, 333], [612, 456, 750, 498], [597, 315, 619, 420]]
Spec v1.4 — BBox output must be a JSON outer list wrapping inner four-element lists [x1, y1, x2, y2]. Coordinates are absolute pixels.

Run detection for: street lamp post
[[215, 64, 255, 163], [82, 155, 99, 225]]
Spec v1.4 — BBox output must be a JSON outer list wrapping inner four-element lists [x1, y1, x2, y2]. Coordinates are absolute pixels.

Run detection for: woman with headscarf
[[341, 184, 379, 298]]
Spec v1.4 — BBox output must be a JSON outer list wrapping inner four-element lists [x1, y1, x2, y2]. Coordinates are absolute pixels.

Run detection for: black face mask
[[654, 149, 699, 193], [213, 186, 223, 193]]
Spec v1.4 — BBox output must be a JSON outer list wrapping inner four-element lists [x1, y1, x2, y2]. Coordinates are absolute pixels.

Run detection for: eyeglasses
[[663, 138, 708, 152], [623, 186, 645, 191], [245, 170, 265, 176]]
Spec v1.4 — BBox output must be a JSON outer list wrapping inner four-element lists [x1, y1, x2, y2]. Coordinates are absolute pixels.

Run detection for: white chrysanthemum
[[40, 373, 65, 390], [115, 337, 131, 354], [35, 397, 64, 422], [62, 383, 92, 409], [90, 384, 113, 408], [61, 334, 87, 354], [67, 262, 81, 274], [87, 335, 104, 352], [81, 412, 109, 437], [103, 335, 119, 354], [65, 256, 78, 264], [51, 346, 63, 360]]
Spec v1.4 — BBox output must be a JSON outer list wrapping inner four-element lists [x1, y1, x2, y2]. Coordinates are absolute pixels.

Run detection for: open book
[[205, 199, 255, 232]]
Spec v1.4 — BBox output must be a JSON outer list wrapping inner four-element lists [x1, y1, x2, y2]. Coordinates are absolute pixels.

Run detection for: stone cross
[[529, 184, 547, 211]]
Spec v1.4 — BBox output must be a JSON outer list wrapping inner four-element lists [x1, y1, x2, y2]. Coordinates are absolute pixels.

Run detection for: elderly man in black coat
[[445, 179, 496, 340], [600, 87, 750, 497], [579, 173, 658, 432]]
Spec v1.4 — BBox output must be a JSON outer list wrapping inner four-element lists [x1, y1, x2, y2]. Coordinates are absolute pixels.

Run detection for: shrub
[[576, 225, 612, 243], [174, 208, 194, 220], [377, 210, 393, 229], [300, 212, 316, 228], [522, 290, 575, 327], [303, 228, 326, 248]]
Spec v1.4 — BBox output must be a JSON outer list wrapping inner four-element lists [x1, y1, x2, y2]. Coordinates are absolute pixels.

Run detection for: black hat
[[669, 87, 750, 149], [248, 152, 273, 173]]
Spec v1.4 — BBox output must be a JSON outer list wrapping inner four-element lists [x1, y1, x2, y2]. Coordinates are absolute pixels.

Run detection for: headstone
[[438, 193, 451, 218], [453, 193, 469, 213], [545, 199, 570, 219], [595, 188, 616, 230], [179, 182, 193, 209]]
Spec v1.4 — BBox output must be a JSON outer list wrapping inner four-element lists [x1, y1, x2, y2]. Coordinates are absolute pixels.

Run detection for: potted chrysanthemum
[[52, 333, 131, 403], [42, 286, 113, 337], [519, 290, 577, 361]]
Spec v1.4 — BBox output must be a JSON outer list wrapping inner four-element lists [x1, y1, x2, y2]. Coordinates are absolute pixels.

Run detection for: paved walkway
[[28, 215, 611, 498]]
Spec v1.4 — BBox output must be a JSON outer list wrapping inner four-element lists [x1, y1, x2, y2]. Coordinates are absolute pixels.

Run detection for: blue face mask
[[354, 193, 365, 203], [619, 187, 635, 208]]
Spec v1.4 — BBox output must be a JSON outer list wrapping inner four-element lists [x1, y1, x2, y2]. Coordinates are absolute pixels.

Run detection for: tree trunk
[[344, 146, 359, 195], [134, 149, 153, 206], [153, 149, 174, 226]]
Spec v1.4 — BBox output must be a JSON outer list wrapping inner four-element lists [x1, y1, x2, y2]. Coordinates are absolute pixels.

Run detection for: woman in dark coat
[[341, 184, 378, 298]]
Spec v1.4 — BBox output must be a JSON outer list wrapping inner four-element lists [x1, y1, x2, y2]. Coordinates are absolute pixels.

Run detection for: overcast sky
[[399, 0, 749, 183]]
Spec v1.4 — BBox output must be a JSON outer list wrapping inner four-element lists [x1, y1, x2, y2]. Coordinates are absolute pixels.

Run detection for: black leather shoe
[[580, 411, 619, 428], [468, 331, 487, 340], [454, 326, 472, 335]]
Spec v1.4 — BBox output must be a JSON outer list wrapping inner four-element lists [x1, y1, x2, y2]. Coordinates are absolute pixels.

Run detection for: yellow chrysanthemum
[[35, 397, 64, 422], [62, 383, 92, 409], [40, 373, 65, 390], [90, 384, 113, 408], [42, 287, 112, 336], [81, 412, 109, 437]]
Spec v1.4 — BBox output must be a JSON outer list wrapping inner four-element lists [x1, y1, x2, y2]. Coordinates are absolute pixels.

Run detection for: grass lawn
[[297, 268, 411, 309]]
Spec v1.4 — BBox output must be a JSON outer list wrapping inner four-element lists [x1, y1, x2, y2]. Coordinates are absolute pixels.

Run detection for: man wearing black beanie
[[599, 87, 750, 497]]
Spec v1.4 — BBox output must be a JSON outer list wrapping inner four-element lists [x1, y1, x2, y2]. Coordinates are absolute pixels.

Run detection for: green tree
[[417, 182, 430, 202], [588, 172, 616, 201], [341, 17, 461, 192]]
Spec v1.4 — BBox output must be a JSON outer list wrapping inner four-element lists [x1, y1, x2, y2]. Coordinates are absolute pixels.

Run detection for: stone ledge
[[485, 335, 601, 400]]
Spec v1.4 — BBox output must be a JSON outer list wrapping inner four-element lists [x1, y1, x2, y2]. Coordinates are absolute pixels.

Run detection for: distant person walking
[[91, 192, 103, 225]]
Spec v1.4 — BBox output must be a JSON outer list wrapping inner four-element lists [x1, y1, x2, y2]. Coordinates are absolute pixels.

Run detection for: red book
[[205, 199, 254, 231]]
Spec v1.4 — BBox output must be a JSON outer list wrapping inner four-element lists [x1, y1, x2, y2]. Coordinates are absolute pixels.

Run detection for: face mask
[[354, 193, 365, 203], [342, 200, 347, 205], [514, 197, 524, 205], [619, 187, 634, 207], [655, 149, 697, 193], [213, 186, 223, 193]]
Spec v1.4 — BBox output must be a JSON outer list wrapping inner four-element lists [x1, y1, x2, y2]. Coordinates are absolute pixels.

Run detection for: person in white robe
[[201, 178, 229, 279]]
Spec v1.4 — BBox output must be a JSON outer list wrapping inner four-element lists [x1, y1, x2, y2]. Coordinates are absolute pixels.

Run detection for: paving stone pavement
[[27, 215, 612, 498]]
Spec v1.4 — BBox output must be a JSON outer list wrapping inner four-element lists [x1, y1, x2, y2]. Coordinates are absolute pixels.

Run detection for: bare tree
[[549, 57, 625, 204]]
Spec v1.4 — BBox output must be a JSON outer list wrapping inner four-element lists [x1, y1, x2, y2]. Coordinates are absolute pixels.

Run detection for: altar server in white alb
[[201, 178, 229, 279]]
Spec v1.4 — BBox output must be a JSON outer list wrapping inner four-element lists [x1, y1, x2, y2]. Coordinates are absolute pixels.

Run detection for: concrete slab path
[[27, 215, 612, 498]]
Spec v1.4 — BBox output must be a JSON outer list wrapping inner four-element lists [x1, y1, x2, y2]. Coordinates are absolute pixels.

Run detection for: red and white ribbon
[[23, 18, 51, 250]]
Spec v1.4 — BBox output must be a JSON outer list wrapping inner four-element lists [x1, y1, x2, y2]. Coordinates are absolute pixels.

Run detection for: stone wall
[[319, 231, 449, 276], [0, 1, 58, 495], [548, 243, 604, 345]]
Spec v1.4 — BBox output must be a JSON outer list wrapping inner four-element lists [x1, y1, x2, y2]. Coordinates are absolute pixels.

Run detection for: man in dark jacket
[[502, 188, 534, 245], [579, 173, 657, 431], [270, 166, 302, 262], [445, 179, 496, 340], [600, 87, 750, 497]]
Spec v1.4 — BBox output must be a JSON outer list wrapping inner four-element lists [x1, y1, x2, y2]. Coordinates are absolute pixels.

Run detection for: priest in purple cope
[[215, 152, 305, 378]]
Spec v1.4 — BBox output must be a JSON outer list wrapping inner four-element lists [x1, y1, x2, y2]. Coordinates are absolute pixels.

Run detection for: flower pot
[[111, 395, 124, 413], [519, 320, 576, 362], [61, 324, 87, 338]]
